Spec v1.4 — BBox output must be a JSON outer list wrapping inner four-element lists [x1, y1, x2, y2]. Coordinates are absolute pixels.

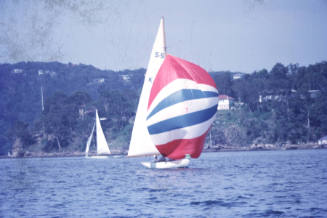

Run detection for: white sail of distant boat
[[85, 122, 95, 157], [128, 17, 218, 169], [85, 109, 111, 158]]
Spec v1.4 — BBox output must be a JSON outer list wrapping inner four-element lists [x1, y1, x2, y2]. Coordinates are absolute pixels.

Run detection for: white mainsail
[[95, 109, 111, 155], [128, 17, 166, 157]]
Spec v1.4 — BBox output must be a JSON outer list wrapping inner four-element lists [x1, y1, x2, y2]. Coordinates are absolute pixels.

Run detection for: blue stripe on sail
[[147, 104, 217, 135], [147, 89, 218, 120]]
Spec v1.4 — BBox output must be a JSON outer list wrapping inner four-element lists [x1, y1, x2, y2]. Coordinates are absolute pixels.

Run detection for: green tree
[[42, 92, 90, 151], [9, 121, 35, 148]]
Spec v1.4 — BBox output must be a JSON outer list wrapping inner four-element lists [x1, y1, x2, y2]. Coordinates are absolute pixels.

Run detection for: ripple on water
[[190, 198, 247, 209], [243, 209, 285, 218], [1, 150, 327, 217]]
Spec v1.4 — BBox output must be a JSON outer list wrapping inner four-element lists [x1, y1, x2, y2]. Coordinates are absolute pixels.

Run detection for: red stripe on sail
[[155, 130, 209, 160], [148, 54, 217, 109]]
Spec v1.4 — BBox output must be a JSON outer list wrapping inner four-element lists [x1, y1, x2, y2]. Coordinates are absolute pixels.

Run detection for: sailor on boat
[[154, 154, 167, 162]]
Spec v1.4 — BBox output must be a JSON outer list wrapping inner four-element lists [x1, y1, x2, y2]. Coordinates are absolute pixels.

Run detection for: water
[[1, 150, 327, 217]]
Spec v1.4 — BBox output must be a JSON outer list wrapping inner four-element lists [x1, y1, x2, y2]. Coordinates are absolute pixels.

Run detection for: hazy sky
[[0, 0, 326, 73]]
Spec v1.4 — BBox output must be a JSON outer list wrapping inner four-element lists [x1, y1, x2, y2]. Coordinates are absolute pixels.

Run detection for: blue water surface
[[1, 149, 327, 217]]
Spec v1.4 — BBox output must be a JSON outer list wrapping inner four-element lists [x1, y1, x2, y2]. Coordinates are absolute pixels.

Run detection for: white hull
[[141, 158, 190, 169]]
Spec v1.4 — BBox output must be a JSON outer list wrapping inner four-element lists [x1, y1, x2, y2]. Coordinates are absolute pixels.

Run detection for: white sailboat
[[85, 109, 111, 158], [128, 17, 219, 169]]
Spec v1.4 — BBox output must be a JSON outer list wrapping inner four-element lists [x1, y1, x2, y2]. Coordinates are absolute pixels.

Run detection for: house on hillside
[[120, 74, 131, 82], [87, 78, 105, 86], [259, 94, 283, 103], [308, 90, 320, 98], [232, 73, 243, 80], [318, 136, 327, 145], [12, 68, 23, 74], [38, 69, 57, 77], [217, 95, 234, 110]]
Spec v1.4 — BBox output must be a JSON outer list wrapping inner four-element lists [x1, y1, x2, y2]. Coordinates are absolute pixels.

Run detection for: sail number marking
[[154, 52, 165, 59]]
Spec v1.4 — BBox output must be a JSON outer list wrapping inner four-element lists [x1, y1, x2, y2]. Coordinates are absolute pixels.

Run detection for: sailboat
[[85, 109, 111, 158], [128, 17, 218, 169]]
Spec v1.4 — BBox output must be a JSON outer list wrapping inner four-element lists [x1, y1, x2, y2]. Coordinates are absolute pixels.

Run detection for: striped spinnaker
[[147, 55, 218, 160]]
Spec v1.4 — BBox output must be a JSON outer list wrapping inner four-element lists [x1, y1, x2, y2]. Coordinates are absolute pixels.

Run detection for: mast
[[209, 130, 212, 148], [128, 17, 166, 157], [41, 86, 44, 112]]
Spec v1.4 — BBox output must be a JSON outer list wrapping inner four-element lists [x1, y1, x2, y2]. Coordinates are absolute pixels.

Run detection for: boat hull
[[141, 158, 190, 169]]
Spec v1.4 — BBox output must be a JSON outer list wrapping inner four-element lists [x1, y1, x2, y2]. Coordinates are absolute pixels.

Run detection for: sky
[[0, 0, 326, 73]]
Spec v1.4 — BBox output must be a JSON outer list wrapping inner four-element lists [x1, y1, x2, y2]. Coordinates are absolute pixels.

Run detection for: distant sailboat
[[128, 17, 218, 169], [85, 109, 111, 158]]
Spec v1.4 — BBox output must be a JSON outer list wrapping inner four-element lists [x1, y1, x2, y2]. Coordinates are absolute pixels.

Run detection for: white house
[[12, 68, 23, 74], [318, 136, 327, 145], [232, 73, 243, 80], [120, 74, 131, 82], [217, 95, 233, 110]]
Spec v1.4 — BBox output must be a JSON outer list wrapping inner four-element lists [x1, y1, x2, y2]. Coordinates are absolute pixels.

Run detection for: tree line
[[0, 61, 326, 155], [210, 62, 327, 146]]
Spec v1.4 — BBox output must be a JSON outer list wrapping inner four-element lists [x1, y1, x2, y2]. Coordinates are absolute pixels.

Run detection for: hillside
[[1, 61, 327, 156], [0, 62, 145, 155]]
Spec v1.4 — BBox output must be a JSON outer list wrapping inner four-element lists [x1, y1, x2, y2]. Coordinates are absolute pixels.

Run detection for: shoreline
[[205, 143, 326, 152], [1, 143, 326, 159]]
